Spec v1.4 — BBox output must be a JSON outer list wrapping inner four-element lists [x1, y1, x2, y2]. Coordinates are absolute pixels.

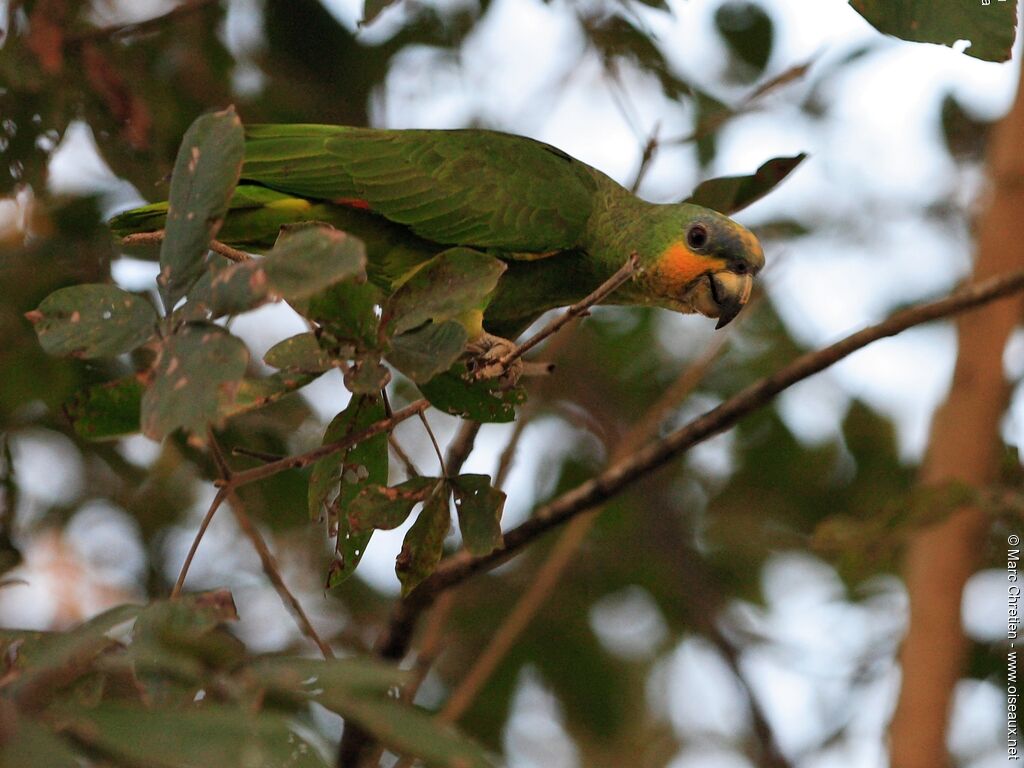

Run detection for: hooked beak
[[708, 271, 754, 329]]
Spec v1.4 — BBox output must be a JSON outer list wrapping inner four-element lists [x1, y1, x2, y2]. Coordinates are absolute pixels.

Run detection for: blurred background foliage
[[0, 0, 1019, 766]]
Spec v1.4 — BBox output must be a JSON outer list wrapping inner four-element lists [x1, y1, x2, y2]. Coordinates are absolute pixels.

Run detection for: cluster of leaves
[[26, 108, 517, 592], [0, 591, 493, 768]]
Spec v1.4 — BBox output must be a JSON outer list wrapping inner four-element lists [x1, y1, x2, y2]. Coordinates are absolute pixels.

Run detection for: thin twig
[[370, 263, 1024, 666], [481, 253, 639, 378], [439, 324, 732, 726], [207, 430, 335, 660], [223, 400, 430, 490], [232, 446, 284, 463], [65, 0, 219, 44], [120, 231, 252, 263], [445, 421, 481, 477], [492, 330, 577, 489], [494, 416, 529, 490], [417, 411, 446, 478], [229, 494, 335, 659], [389, 435, 421, 479], [170, 488, 227, 598], [630, 123, 661, 195]]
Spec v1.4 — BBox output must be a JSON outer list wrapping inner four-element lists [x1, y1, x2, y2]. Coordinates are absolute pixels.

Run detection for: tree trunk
[[888, 63, 1024, 767]]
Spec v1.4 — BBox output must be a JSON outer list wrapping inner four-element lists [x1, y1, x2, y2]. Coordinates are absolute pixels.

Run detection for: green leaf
[[298, 280, 382, 351], [323, 694, 494, 768], [27, 284, 157, 358], [264, 224, 367, 300], [184, 257, 267, 319], [4, 603, 142, 705], [684, 153, 806, 214], [159, 107, 245, 310], [418, 363, 525, 424], [346, 476, 440, 534], [309, 397, 389, 586], [129, 591, 244, 679], [185, 225, 366, 320], [344, 352, 392, 395], [451, 474, 505, 556], [383, 248, 505, 336], [252, 656, 409, 698], [63, 703, 327, 768], [264, 332, 335, 373], [141, 323, 249, 439], [65, 376, 144, 440], [585, 14, 690, 100], [225, 372, 320, 417], [388, 320, 468, 383], [255, 656, 494, 768], [715, 1, 774, 77], [851, 0, 1018, 62], [396, 486, 450, 596], [0, 717, 80, 768]]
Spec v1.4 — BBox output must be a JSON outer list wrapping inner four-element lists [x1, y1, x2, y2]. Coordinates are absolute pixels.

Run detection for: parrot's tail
[[108, 184, 327, 249], [108, 201, 171, 238]]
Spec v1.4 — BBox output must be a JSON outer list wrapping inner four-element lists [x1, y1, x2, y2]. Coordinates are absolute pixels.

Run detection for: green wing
[[241, 125, 600, 252]]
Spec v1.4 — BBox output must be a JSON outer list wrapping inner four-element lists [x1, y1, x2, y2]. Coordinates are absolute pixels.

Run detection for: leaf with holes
[[685, 154, 806, 215], [396, 487, 451, 596], [418, 363, 525, 423], [382, 248, 505, 337], [27, 284, 157, 358], [346, 476, 440, 534], [387, 320, 468, 383], [451, 474, 505, 556], [851, 0, 1018, 62], [309, 397, 389, 587], [158, 107, 245, 310], [140, 323, 249, 440]]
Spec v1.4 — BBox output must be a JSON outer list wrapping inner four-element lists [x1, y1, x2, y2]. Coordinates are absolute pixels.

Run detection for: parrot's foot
[[465, 333, 522, 388], [466, 333, 557, 389]]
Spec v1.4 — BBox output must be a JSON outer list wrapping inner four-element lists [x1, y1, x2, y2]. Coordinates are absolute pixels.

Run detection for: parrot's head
[[644, 206, 764, 329]]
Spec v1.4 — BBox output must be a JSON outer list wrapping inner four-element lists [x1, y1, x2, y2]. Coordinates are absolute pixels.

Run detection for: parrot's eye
[[686, 224, 709, 250]]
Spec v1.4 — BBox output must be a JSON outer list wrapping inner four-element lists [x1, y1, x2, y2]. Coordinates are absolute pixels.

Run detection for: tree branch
[[374, 262, 1024, 655], [120, 231, 252, 263]]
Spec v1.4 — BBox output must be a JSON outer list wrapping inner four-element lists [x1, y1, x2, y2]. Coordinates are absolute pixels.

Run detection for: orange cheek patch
[[656, 242, 726, 293]]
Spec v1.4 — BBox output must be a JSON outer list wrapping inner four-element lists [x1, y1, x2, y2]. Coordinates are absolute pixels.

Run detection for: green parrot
[[111, 124, 764, 344]]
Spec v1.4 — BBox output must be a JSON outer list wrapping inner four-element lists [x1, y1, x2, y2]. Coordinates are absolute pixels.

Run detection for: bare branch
[[478, 253, 639, 379], [224, 400, 430, 490], [170, 488, 227, 598], [120, 230, 252, 263], [439, 323, 733, 725], [66, 0, 219, 44], [445, 421, 481, 477], [228, 494, 335, 660], [379, 262, 1024, 633]]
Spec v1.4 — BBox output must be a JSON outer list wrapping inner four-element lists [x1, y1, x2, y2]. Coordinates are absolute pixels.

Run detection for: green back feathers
[[241, 125, 603, 252]]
